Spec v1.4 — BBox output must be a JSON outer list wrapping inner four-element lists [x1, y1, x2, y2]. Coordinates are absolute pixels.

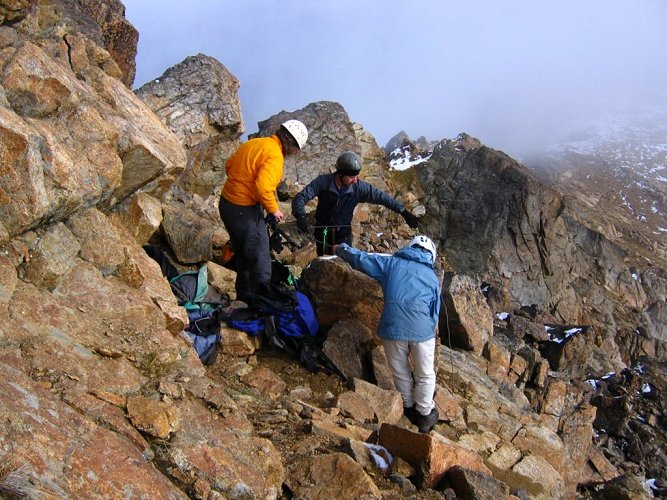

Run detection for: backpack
[[250, 286, 319, 339], [226, 307, 266, 337], [227, 285, 342, 377], [144, 245, 230, 366], [227, 286, 317, 344], [169, 264, 230, 365]]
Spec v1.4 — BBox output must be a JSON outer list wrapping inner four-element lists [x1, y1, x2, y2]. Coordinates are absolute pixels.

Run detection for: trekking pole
[[275, 225, 299, 249], [265, 214, 300, 250]]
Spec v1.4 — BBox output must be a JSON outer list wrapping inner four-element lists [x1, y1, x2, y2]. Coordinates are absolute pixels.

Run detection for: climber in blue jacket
[[292, 151, 419, 256], [333, 235, 441, 433]]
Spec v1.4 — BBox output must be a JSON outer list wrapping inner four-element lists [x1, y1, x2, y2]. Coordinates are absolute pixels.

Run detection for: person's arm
[[292, 176, 325, 218], [255, 151, 283, 216], [292, 175, 328, 231], [356, 181, 419, 228], [356, 181, 404, 213], [334, 243, 391, 281]]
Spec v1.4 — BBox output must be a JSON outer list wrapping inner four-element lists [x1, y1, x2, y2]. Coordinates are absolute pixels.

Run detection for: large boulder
[[136, 53, 244, 229], [442, 273, 493, 355], [253, 100, 390, 191], [136, 53, 243, 148], [299, 257, 383, 333], [0, 40, 185, 235], [322, 318, 377, 382], [286, 453, 380, 499], [2, 0, 137, 86], [77, 0, 139, 86]]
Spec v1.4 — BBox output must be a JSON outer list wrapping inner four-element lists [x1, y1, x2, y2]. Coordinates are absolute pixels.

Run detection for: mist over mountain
[[523, 99, 667, 261], [123, 0, 667, 162]]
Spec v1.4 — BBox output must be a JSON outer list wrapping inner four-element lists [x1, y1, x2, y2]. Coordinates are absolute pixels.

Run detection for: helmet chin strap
[[334, 172, 344, 189]]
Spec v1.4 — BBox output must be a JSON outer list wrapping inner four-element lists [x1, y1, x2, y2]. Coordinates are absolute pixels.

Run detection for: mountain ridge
[[385, 107, 667, 268]]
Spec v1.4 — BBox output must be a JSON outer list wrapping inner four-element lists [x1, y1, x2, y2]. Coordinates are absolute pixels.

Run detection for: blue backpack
[[227, 285, 342, 376], [225, 307, 266, 337], [258, 289, 319, 338]]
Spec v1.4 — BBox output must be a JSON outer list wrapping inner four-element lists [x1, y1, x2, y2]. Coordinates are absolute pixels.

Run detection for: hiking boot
[[415, 408, 439, 433], [403, 406, 419, 426]]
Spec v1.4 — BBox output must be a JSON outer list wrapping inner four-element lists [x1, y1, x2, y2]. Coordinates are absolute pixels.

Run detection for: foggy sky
[[123, 0, 667, 159]]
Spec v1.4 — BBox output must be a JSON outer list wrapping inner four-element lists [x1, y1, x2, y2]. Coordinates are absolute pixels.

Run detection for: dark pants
[[219, 198, 270, 301], [314, 226, 352, 256]]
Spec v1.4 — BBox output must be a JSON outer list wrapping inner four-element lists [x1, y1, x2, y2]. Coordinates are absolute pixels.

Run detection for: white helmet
[[409, 235, 437, 261], [281, 119, 308, 149]]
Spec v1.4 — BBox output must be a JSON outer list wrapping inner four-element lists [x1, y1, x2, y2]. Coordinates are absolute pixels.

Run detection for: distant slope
[[522, 104, 667, 266]]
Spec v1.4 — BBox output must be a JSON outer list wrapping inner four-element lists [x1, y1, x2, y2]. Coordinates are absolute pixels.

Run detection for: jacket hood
[[395, 245, 434, 267]]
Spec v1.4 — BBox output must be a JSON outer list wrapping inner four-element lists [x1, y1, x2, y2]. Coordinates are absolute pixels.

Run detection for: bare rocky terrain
[[0, 1, 664, 498]]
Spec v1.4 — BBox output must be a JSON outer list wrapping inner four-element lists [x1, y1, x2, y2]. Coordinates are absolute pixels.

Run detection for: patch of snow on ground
[[390, 151, 432, 171]]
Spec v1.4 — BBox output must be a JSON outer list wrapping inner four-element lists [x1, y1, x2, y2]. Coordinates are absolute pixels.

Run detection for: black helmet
[[335, 151, 362, 176]]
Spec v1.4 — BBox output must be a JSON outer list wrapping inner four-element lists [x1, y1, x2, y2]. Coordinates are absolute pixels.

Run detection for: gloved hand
[[402, 209, 419, 229], [296, 216, 309, 233]]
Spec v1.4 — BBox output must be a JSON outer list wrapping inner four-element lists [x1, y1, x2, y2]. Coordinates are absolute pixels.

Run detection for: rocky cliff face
[[0, 0, 183, 238], [412, 134, 666, 371], [0, 1, 282, 497], [0, 1, 664, 498]]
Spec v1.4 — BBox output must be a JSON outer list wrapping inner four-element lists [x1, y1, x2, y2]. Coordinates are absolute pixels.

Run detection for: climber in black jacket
[[292, 151, 420, 256]]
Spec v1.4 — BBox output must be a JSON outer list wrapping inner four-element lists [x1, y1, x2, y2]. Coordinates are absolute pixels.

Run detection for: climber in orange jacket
[[219, 119, 308, 302]]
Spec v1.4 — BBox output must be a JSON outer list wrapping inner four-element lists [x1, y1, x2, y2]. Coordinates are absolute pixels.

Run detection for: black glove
[[402, 209, 419, 229], [296, 216, 309, 233]]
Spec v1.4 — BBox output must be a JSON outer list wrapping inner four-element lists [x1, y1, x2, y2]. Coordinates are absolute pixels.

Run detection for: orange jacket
[[221, 135, 284, 213]]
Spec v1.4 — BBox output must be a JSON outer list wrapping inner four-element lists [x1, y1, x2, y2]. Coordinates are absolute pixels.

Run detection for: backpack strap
[[263, 315, 298, 358], [192, 265, 210, 304], [296, 338, 348, 381]]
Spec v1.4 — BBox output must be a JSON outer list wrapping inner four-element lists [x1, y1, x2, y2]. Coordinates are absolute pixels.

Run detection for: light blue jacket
[[335, 244, 441, 342]]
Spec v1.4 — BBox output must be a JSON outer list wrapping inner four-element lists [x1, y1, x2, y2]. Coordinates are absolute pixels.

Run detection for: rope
[[322, 227, 329, 255], [306, 224, 353, 229], [443, 293, 454, 377]]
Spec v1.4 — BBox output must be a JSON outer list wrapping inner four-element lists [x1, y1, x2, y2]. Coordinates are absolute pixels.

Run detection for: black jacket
[[292, 173, 404, 230]]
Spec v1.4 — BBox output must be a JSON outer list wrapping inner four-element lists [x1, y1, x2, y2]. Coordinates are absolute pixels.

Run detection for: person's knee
[[412, 370, 435, 383]]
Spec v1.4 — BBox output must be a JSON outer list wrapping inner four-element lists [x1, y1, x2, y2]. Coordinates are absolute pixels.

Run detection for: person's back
[[222, 135, 284, 212], [334, 235, 441, 433], [338, 243, 439, 341]]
